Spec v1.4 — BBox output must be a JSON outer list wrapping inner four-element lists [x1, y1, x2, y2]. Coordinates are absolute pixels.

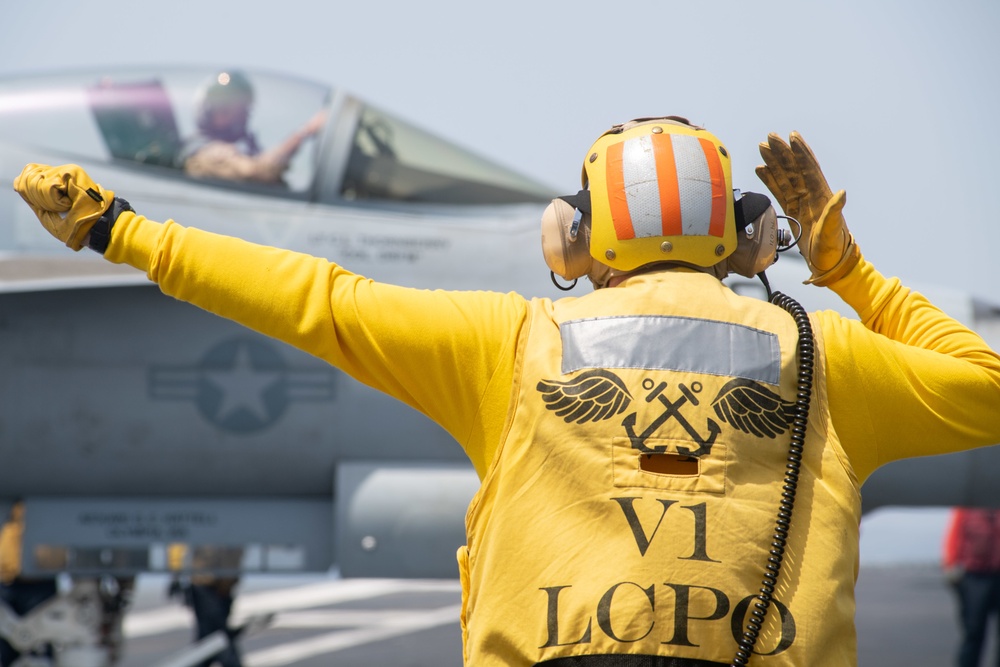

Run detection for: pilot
[[177, 70, 325, 185], [12, 118, 1000, 666]]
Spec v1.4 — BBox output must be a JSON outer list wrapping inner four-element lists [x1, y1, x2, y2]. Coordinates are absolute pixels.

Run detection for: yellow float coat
[[461, 278, 846, 665]]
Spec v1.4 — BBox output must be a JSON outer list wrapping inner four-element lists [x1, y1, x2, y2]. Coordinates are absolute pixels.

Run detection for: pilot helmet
[[195, 70, 255, 140]]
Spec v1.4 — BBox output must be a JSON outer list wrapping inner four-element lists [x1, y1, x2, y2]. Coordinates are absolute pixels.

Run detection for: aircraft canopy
[[0, 67, 554, 206]]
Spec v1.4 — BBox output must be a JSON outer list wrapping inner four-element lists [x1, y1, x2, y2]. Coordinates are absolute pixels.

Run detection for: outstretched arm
[[817, 257, 1000, 480], [13, 163, 523, 477], [757, 134, 1000, 482]]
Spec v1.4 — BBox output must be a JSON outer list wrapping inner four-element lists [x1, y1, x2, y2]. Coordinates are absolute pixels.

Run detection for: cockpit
[[0, 67, 555, 206]]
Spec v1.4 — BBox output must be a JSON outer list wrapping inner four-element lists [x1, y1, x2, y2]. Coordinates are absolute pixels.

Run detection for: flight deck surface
[[118, 564, 966, 667]]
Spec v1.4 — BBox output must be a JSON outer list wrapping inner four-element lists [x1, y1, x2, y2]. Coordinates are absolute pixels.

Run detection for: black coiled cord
[[730, 290, 814, 667]]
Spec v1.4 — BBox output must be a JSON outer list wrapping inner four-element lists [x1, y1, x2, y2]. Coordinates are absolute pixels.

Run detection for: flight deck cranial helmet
[[195, 70, 255, 142], [541, 117, 739, 288]]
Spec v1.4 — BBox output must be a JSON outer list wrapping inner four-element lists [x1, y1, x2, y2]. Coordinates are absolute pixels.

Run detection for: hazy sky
[[1, 0, 997, 301]]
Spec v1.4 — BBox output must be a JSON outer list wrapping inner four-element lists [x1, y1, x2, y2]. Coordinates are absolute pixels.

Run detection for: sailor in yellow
[[0, 501, 59, 665], [12, 118, 1000, 666], [0, 502, 25, 588]]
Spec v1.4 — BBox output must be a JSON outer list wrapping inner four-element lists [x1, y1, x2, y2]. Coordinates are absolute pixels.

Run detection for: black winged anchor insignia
[[536, 369, 633, 424], [711, 378, 797, 439], [536, 371, 797, 458]]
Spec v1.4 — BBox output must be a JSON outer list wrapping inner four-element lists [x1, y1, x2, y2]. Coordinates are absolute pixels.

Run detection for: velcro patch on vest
[[560, 315, 780, 386]]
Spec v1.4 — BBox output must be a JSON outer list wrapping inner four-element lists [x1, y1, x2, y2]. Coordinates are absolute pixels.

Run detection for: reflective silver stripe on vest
[[560, 315, 780, 385]]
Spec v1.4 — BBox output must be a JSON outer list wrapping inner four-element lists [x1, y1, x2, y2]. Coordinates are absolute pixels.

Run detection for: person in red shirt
[[943, 508, 1000, 666]]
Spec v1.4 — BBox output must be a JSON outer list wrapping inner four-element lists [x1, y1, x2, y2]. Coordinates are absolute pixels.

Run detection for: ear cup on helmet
[[541, 198, 594, 280], [727, 193, 780, 278]]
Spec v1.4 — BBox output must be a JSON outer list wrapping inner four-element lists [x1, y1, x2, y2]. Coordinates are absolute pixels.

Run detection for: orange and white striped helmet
[[583, 117, 736, 271]]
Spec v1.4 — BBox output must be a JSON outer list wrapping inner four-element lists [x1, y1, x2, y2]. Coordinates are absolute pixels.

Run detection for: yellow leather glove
[[12, 163, 114, 251], [755, 133, 860, 286]]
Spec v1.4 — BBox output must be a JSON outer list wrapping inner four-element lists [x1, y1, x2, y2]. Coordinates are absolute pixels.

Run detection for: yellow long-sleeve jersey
[[102, 212, 1000, 665]]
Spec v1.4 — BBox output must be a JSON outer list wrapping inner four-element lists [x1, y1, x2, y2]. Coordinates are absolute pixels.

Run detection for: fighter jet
[[0, 66, 997, 666]]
